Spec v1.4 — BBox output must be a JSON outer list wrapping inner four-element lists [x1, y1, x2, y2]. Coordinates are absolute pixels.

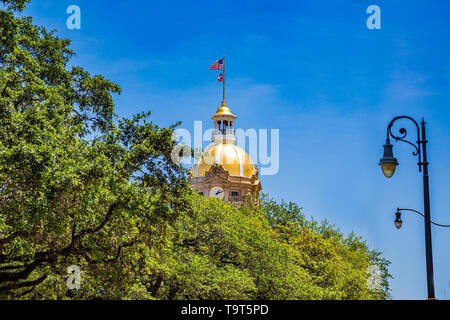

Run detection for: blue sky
[[17, 0, 450, 299]]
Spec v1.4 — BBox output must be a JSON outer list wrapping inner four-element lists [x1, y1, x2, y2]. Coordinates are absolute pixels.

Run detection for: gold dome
[[211, 102, 236, 119], [192, 143, 255, 177]]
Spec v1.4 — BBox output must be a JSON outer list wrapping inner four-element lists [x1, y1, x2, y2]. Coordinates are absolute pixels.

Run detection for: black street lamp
[[393, 208, 450, 230], [379, 116, 435, 299]]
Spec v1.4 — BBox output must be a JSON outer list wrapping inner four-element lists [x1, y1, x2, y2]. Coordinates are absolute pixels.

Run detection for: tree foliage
[[0, 1, 391, 299], [258, 195, 391, 299], [0, 2, 190, 297]]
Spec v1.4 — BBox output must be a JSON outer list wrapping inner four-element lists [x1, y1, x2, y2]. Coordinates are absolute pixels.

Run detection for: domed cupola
[[190, 100, 261, 206]]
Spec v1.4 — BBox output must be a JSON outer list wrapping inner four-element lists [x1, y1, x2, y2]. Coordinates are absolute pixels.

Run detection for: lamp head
[[379, 140, 398, 178], [394, 210, 403, 229]]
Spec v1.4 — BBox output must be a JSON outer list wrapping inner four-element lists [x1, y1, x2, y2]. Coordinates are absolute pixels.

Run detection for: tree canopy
[[0, 0, 391, 299], [0, 0, 190, 297]]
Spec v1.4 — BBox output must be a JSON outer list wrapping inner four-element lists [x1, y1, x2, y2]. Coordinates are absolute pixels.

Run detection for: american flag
[[209, 59, 223, 70], [217, 73, 223, 82]]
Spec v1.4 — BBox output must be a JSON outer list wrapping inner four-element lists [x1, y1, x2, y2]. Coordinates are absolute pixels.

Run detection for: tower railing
[[213, 128, 235, 135]]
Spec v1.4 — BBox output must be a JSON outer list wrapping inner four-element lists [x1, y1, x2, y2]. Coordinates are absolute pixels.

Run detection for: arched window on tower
[[223, 120, 228, 134]]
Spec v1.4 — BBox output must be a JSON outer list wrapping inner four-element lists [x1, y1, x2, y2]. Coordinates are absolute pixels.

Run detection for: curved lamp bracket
[[397, 208, 450, 228], [387, 116, 422, 172]]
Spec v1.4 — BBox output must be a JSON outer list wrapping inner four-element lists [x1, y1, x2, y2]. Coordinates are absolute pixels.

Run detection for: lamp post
[[393, 208, 450, 229], [378, 116, 435, 299]]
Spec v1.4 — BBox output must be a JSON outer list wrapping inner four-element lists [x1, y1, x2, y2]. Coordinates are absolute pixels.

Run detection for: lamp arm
[[387, 116, 422, 171], [397, 208, 450, 228]]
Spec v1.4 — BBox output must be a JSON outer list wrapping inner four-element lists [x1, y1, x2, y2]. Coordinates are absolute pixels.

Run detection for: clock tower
[[190, 101, 262, 206]]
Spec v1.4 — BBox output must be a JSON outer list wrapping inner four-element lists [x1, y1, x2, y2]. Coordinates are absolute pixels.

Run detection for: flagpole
[[222, 55, 225, 104]]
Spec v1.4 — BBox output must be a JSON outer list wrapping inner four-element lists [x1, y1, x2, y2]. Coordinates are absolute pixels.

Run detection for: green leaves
[[135, 193, 391, 300], [0, 2, 191, 298], [0, 0, 30, 12], [257, 195, 392, 299]]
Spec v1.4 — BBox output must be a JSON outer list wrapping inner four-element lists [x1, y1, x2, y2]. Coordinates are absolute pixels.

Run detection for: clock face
[[209, 186, 224, 199]]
